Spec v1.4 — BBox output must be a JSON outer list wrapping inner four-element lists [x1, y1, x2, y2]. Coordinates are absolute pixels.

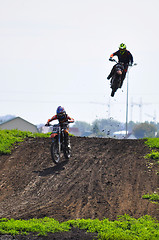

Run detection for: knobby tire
[[51, 141, 60, 164]]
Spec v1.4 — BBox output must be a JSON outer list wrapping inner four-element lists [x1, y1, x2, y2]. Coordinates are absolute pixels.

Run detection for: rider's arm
[[128, 51, 133, 65], [109, 51, 117, 60], [47, 115, 58, 123], [67, 116, 74, 123]]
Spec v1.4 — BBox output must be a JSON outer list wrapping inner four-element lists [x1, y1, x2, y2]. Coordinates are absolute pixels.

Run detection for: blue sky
[[0, 0, 159, 125]]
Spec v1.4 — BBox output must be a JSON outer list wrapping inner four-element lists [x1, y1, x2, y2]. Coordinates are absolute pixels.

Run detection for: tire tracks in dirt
[[0, 136, 158, 221]]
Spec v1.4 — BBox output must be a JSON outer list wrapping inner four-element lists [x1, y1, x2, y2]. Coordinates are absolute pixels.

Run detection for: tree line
[[0, 115, 158, 139], [73, 119, 159, 138]]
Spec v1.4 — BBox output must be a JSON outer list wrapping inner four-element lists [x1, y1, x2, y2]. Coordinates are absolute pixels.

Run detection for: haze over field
[[0, 0, 159, 125]]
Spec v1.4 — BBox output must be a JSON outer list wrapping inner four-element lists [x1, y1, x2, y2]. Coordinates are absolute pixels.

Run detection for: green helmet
[[119, 43, 126, 50], [119, 43, 126, 55]]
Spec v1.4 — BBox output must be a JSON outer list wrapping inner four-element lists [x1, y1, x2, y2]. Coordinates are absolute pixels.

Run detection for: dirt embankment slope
[[0, 136, 158, 222]]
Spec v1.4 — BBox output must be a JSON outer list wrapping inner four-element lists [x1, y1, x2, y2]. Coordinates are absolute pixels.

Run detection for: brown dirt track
[[0, 136, 159, 239]]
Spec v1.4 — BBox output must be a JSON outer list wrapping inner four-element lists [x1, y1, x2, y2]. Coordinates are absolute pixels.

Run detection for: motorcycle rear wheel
[[51, 141, 60, 164], [111, 90, 115, 97], [111, 76, 120, 97]]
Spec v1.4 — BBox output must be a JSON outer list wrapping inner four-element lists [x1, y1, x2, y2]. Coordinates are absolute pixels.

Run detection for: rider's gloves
[[45, 122, 50, 126], [109, 57, 113, 61]]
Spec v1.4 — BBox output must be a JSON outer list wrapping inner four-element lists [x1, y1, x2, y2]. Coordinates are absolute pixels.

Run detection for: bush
[[133, 123, 157, 138]]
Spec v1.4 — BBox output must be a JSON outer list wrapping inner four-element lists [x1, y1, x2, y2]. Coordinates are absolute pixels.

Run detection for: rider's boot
[[67, 137, 71, 149], [64, 133, 71, 150]]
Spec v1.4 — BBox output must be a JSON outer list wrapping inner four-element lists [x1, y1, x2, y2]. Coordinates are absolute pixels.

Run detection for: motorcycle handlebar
[[45, 123, 51, 126], [109, 58, 137, 67], [61, 121, 73, 125], [45, 121, 73, 127], [109, 58, 118, 63], [129, 63, 137, 67]]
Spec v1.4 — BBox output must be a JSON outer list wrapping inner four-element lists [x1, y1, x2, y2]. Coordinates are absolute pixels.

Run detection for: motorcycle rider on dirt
[[107, 43, 133, 88], [46, 106, 74, 148]]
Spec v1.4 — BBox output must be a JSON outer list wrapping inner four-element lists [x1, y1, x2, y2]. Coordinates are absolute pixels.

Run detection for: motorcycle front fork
[[52, 136, 62, 153], [52, 133, 70, 151]]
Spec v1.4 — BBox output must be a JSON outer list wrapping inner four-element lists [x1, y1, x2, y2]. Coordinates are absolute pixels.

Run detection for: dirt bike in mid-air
[[47, 122, 72, 164], [109, 59, 124, 97]]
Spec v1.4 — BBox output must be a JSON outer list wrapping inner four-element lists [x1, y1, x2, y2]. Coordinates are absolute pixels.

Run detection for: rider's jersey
[[110, 50, 133, 66], [48, 114, 74, 124]]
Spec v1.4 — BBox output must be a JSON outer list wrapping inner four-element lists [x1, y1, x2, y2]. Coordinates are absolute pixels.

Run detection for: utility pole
[[125, 71, 129, 137], [125, 63, 137, 138]]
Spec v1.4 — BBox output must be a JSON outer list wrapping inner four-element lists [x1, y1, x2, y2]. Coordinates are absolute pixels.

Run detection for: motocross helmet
[[56, 106, 66, 120], [119, 43, 126, 55]]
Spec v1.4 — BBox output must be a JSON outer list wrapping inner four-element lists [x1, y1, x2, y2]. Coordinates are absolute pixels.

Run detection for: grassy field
[[0, 129, 50, 155], [0, 215, 159, 239]]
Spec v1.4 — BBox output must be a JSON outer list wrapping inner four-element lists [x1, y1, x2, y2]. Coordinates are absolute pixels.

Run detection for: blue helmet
[[56, 106, 66, 120]]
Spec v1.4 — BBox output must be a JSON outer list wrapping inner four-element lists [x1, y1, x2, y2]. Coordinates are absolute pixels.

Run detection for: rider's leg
[[64, 130, 71, 148]]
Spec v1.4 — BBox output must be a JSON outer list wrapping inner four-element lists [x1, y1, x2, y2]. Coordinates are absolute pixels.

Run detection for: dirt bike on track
[[47, 122, 72, 164], [109, 59, 124, 97]]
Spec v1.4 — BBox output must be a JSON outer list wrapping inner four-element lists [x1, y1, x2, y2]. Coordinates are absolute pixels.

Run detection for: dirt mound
[[0, 136, 158, 224]]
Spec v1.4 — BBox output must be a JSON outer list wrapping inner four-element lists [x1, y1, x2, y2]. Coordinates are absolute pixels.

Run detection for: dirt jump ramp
[[0, 136, 158, 221]]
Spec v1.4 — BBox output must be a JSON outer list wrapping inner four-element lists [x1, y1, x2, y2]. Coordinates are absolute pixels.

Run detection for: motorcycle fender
[[116, 70, 122, 75], [50, 133, 58, 138]]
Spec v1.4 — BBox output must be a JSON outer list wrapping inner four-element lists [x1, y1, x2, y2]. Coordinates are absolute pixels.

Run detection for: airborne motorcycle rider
[[45, 106, 74, 148], [107, 43, 133, 88]]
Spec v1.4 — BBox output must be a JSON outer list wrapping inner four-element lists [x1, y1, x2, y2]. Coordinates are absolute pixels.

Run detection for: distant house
[[127, 133, 137, 139], [0, 117, 38, 133], [113, 130, 137, 139], [113, 130, 126, 139]]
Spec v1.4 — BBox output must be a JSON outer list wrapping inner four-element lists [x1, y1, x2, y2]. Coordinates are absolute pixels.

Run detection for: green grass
[[145, 138, 159, 149], [145, 138, 159, 164], [0, 217, 70, 236], [0, 215, 159, 239], [145, 150, 159, 164], [0, 129, 50, 155], [142, 193, 159, 203], [143, 138, 159, 205]]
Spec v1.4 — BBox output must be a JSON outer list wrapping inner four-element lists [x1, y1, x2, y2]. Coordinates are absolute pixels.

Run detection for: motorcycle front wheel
[[51, 141, 60, 164]]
